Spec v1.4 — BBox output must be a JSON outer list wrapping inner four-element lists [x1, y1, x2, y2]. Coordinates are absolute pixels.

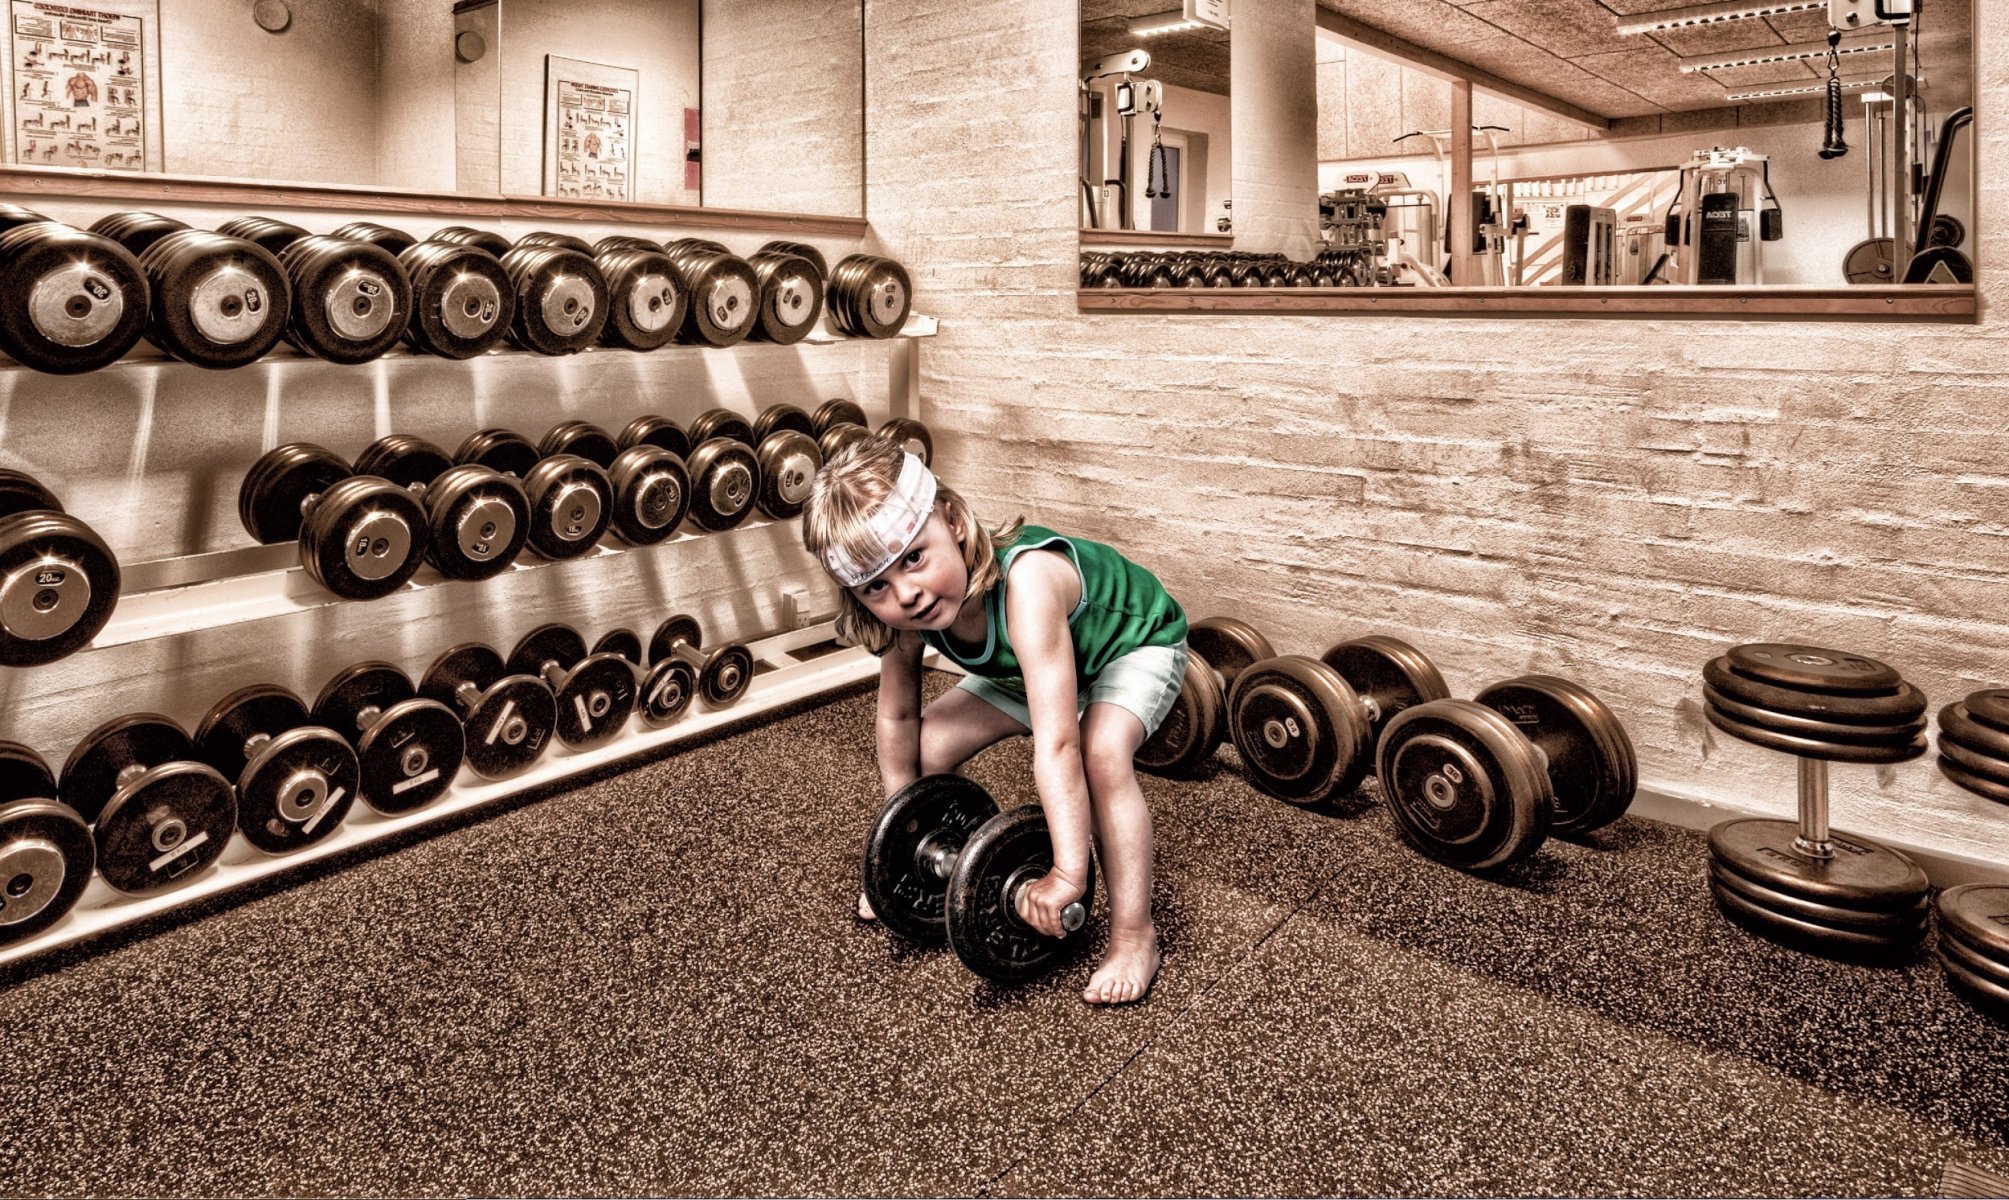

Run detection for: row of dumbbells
[[1696, 642, 2009, 1024], [0, 401, 926, 667], [1079, 250, 1354, 290], [0, 204, 914, 374], [0, 616, 753, 947], [239, 401, 930, 601]]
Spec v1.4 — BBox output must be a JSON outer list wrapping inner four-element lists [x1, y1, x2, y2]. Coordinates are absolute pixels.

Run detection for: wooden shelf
[[1077, 284, 1976, 321], [1081, 229, 1235, 248]]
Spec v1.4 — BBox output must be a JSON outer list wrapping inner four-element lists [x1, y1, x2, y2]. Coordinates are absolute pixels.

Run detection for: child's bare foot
[[1083, 927, 1159, 1005], [856, 890, 877, 921]]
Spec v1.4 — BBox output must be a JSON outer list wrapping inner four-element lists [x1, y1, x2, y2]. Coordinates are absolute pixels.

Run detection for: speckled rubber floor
[[1, 673, 2005, 1197]]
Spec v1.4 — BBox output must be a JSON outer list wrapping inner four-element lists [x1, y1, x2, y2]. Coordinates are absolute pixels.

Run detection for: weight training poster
[[5, 0, 153, 171], [543, 55, 636, 202]]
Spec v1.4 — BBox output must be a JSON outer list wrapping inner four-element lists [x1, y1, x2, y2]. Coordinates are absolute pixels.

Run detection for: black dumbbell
[[507, 623, 638, 751], [453, 429, 612, 560], [752, 403, 816, 444], [746, 249, 825, 345], [663, 240, 759, 347], [595, 235, 666, 255], [420, 643, 557, 780], [128, 230, 291, 369], [538, 420, 619, 467], [595, 244, 685, 352], [827, 253, 912, 339], [194, 684, 361, 854], [594, 627, 694, 728], [87, 210, 189, 259], [58, 713, 236, 896], [429, 225, 514, 257], [688, 407, 755, 448], [1933, 689, 2009, 806], [312, 660, 467, 815], [1377, 674, 1637, 872], [813, 399, 871, 462], [353, 434, 529, 581], [863, 774, 1092, 982], [618, 414, 690, 460], [873, 417, 934, 467], [215, 216, 311, 256], [497, 243, 608, 355], [1934, 884, 2009, 1021], [397, 239, 514, 359], [332, 221, 419, 256], [684, 437, 760, 532], [0, 469, 120, 666], [0, 220, 150, 373], [754, 428, 822, 521], [649, 615, 754, 708], [1136, 616, 1274, 777], [0, 740, 94, 945], [273, 234, 414, 364], [238, 444, 430, 599], [1228, 635, 1449, 807], [514, 230, 596, 255]]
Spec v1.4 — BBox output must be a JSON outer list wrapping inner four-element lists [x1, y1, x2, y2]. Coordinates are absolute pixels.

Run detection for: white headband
[[823, 453, 938, 587]]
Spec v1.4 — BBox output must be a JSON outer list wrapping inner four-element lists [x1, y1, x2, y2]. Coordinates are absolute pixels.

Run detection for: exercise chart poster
[[544, 55, 635, 202], [8, 1, 148, 171]]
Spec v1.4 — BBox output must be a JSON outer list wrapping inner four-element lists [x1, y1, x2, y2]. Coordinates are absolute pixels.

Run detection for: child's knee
[[1083, 736, 1141, 800]]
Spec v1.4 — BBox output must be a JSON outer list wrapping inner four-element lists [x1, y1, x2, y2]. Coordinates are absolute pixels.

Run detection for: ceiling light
[[1130, 11, 1205, 36], [1678, 36, 1894, 72], [1616, 0, 1825, 35], [1723, 74, 1898, 100]]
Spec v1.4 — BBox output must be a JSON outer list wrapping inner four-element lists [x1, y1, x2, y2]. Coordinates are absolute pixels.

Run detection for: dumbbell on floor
[[419, 642, 558, 780], [864, 774, 1092, 983], [312, 661, 467, 815], [239, 444, 430, 599], [194, 685, 362, 854], [649, 615, 754, 709], [507, 624, 638, 751], [1135, 616, 1274, 777], [1698, 642, 1932, 957], [1934, 884, 2009, 1022], [0, 468, 121, 666], [58, 713, 236, 895], [0, 741, 94, 944]]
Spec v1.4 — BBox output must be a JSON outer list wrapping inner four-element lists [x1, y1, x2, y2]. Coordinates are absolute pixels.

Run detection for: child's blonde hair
[[802, 438, 1020, 654]]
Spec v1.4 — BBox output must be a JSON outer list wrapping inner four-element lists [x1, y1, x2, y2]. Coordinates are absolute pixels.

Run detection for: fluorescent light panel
[[1130, 11, 1205, 35], [1679, 36, 1894, 72], [1723, 74, 1896, 100], [1617, 0, 1825, 35]]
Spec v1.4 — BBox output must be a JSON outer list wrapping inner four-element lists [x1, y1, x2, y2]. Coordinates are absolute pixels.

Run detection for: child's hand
[[1015, 867, 1089, 939]]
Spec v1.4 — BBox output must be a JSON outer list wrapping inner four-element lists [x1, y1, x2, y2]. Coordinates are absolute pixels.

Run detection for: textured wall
[[863, 0, 2009, 866], [701, 0, 864, 217]]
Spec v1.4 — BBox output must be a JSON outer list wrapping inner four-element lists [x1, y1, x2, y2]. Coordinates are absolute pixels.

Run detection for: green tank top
[[923, 526, 1186, 691]]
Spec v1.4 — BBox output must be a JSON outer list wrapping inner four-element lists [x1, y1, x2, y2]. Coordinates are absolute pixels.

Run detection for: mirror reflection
[[1078, 2, 1231, 234]]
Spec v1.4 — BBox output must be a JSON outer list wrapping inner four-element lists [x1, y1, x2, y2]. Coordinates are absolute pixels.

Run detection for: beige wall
[[1230, 0, 1320, 256], [701, 0, 863, 217], [865, 0, 2009, 868]]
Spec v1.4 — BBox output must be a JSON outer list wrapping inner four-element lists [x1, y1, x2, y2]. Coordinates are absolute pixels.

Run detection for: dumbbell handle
[[1010, 876, 1086, 934], [1795, 756, 1831, 860]]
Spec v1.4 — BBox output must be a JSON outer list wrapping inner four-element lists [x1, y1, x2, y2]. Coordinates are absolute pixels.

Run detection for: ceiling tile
[[1647, 19, 1786, 56], [1315, 0, 1504, 47], [1460, 0, 1636, 57], [1574, 47, 1734, 106]]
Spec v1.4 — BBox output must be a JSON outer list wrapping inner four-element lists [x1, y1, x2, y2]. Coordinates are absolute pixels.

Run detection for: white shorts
[[954, 641, 1191, 738]]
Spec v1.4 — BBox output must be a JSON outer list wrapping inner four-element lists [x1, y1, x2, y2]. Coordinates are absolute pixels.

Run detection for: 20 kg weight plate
[[1228, 655, 1371, 805], [864, 773, 1000, 946], [1724, 642, 1902, 695], [1377, 698, 1553, 871], [0, 510, 120, 666]]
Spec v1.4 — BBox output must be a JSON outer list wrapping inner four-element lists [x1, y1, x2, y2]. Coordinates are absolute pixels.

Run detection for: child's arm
[[1002, 550, 1093, 937], [874, 630, 927, 798]]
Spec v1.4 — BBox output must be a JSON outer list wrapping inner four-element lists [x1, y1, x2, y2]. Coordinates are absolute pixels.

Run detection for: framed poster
[[1, 0, 161, 172], [543, 54, 636, 202]]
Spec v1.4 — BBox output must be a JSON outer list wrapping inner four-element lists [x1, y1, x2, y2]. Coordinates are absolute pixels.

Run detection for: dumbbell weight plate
[[0, 799, 94, 944], [0, 739, 53, 803], [677, 253, 759, 347], [683, 439, 759, 532], [698, 643, 755, 707], [312, 662, 465, 815], [141, 231, 291, 369], [830, 254, 912, 339], [431, 226, 513, 257], [1939, 706, 2009, 764], [1700, 657, 1927, 724], [1473, 675, 1637, 836], [1706, 683, 1926, 745], [946, 805, 1100, 984], [239, 443, 351, 545], [811, 398, 868, 437], [277, 236, 411, 364], [618, 415, 690, 460], [1228, 656, 1371, 805], [755, 431, 822, 521], [648, 614, 705, 667], [0, 224, 149, 374], [0, 511, 120, 666], [1932, 736, 2009, 791], [522, 454, 612, 559], [515, 231, 596, 255], [0, 468, 57, 519], [1702, 703, 1926, 764], [539, 420, 620, 468], [595, 235, 666, 256], [874, 418, 933, 467], [688, 408, 756, 449], [819, 422, 871, 464], [455, 428, 541, 479], [749, 252, 825, 345], [863, 773, 1001, 946], [1938, 943, 2009, 1019], [192, 682, 359, 853], [1965, 690, 2009, 734], [1938, 754, 2009, 805], [1377, 698, 1554, 871], [593, 628, 644, 664], [500, 245, 608, 355], [1707, 859, 1929, 934], [1320, 635, 1450, 747], [638, 658, 698, 726], [1938, 884, 2009, 961], [216, 216, 310, 255], [399, 241, 512, 359], [1708, 875, 1924, 956], [507, 624, 637, 751], [419, 643, 557, 780], [1937, 927, 2009, 992], [752, 403, 816, 444], [1724, 642, 1903, 695], [353, 434, 453, 489], [61, 713, 236, 895], [89, 211, 188, 258], [596, 248, 685, 352], [1134, 653, 1226, 777], [607, 446, 691, 546], [332, 221, 417, 255], [422, 465, 528, 581], [298, 476, 430, 599], [760, 239, 828, 280], [1706, 817, 1930, 912]]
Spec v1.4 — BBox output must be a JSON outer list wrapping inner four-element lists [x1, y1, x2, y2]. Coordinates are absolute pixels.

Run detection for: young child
[[802, 440, 1188, 1005]]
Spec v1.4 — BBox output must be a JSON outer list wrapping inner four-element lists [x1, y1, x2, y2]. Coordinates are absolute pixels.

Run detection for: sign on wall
[[543, 54, 636, 202], [2, 0, 157, 172]]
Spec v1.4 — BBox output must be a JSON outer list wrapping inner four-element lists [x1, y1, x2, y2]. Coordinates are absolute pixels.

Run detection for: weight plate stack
[[811, 398, 867, 439], [1472, 674, 1637, 837], [398, 240, 513, 359], [946, 805, 1097, 984], [419, 642, 557, 780], [759, 239, 828, 281], [59, 713, 236, 896], [827, 253, 912, 339], [863, 773, 1001, 945], [683, 438, 759, 532], [873, 417, 934, 467], [618, 414, 691, 460], [514, 230, 596, 256], [1934, 690, 2009, 805], [0, 222, 149, 373], [353, 434, 453, 489], [594, 246, 685, 352], [497, 244, 608, 355], [299, 476, 428, 600], [312, 661, 465, 815], [752, 403, 816, 444], [0, 469, 121, 666], [0, 741, 93, 945], [275, 235, 413, 364], [606, 445, 691, 545], [1934, 884, 2009, 1022], [88, 211, 190, 259], [1377, 698, 1555, 871], [195, 684, 360, 854], [753, 431, 821, 521], [507, 623, 637, 751], [332, 221, 418, 256], [746, 250, 825, 345], [216, 216, 311, 256], [135, 230, 291, 369], [455, 427, 542, 479], [420, 463, 529, 580], [665, 245, 759, 347], [522, 453, 613, 559], [688, 407, 756, 449], [538, 420, 620, 468], [429, 226, 514, 257], [1699, 642, 1932, 957], [595, 235, 667, 256]]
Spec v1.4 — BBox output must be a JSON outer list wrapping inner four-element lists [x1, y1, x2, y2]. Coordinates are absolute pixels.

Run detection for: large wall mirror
[[1080, 0, 1975, 308], [0, 0, 865, 218], [1079, 2, 1232, 236]]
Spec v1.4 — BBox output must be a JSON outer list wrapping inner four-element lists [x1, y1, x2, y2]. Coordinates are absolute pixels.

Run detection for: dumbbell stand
[[0, 621, 940, 969]]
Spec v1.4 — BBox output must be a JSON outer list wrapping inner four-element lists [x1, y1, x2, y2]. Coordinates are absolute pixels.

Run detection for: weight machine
[[1079, 50, 1164, 232]]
